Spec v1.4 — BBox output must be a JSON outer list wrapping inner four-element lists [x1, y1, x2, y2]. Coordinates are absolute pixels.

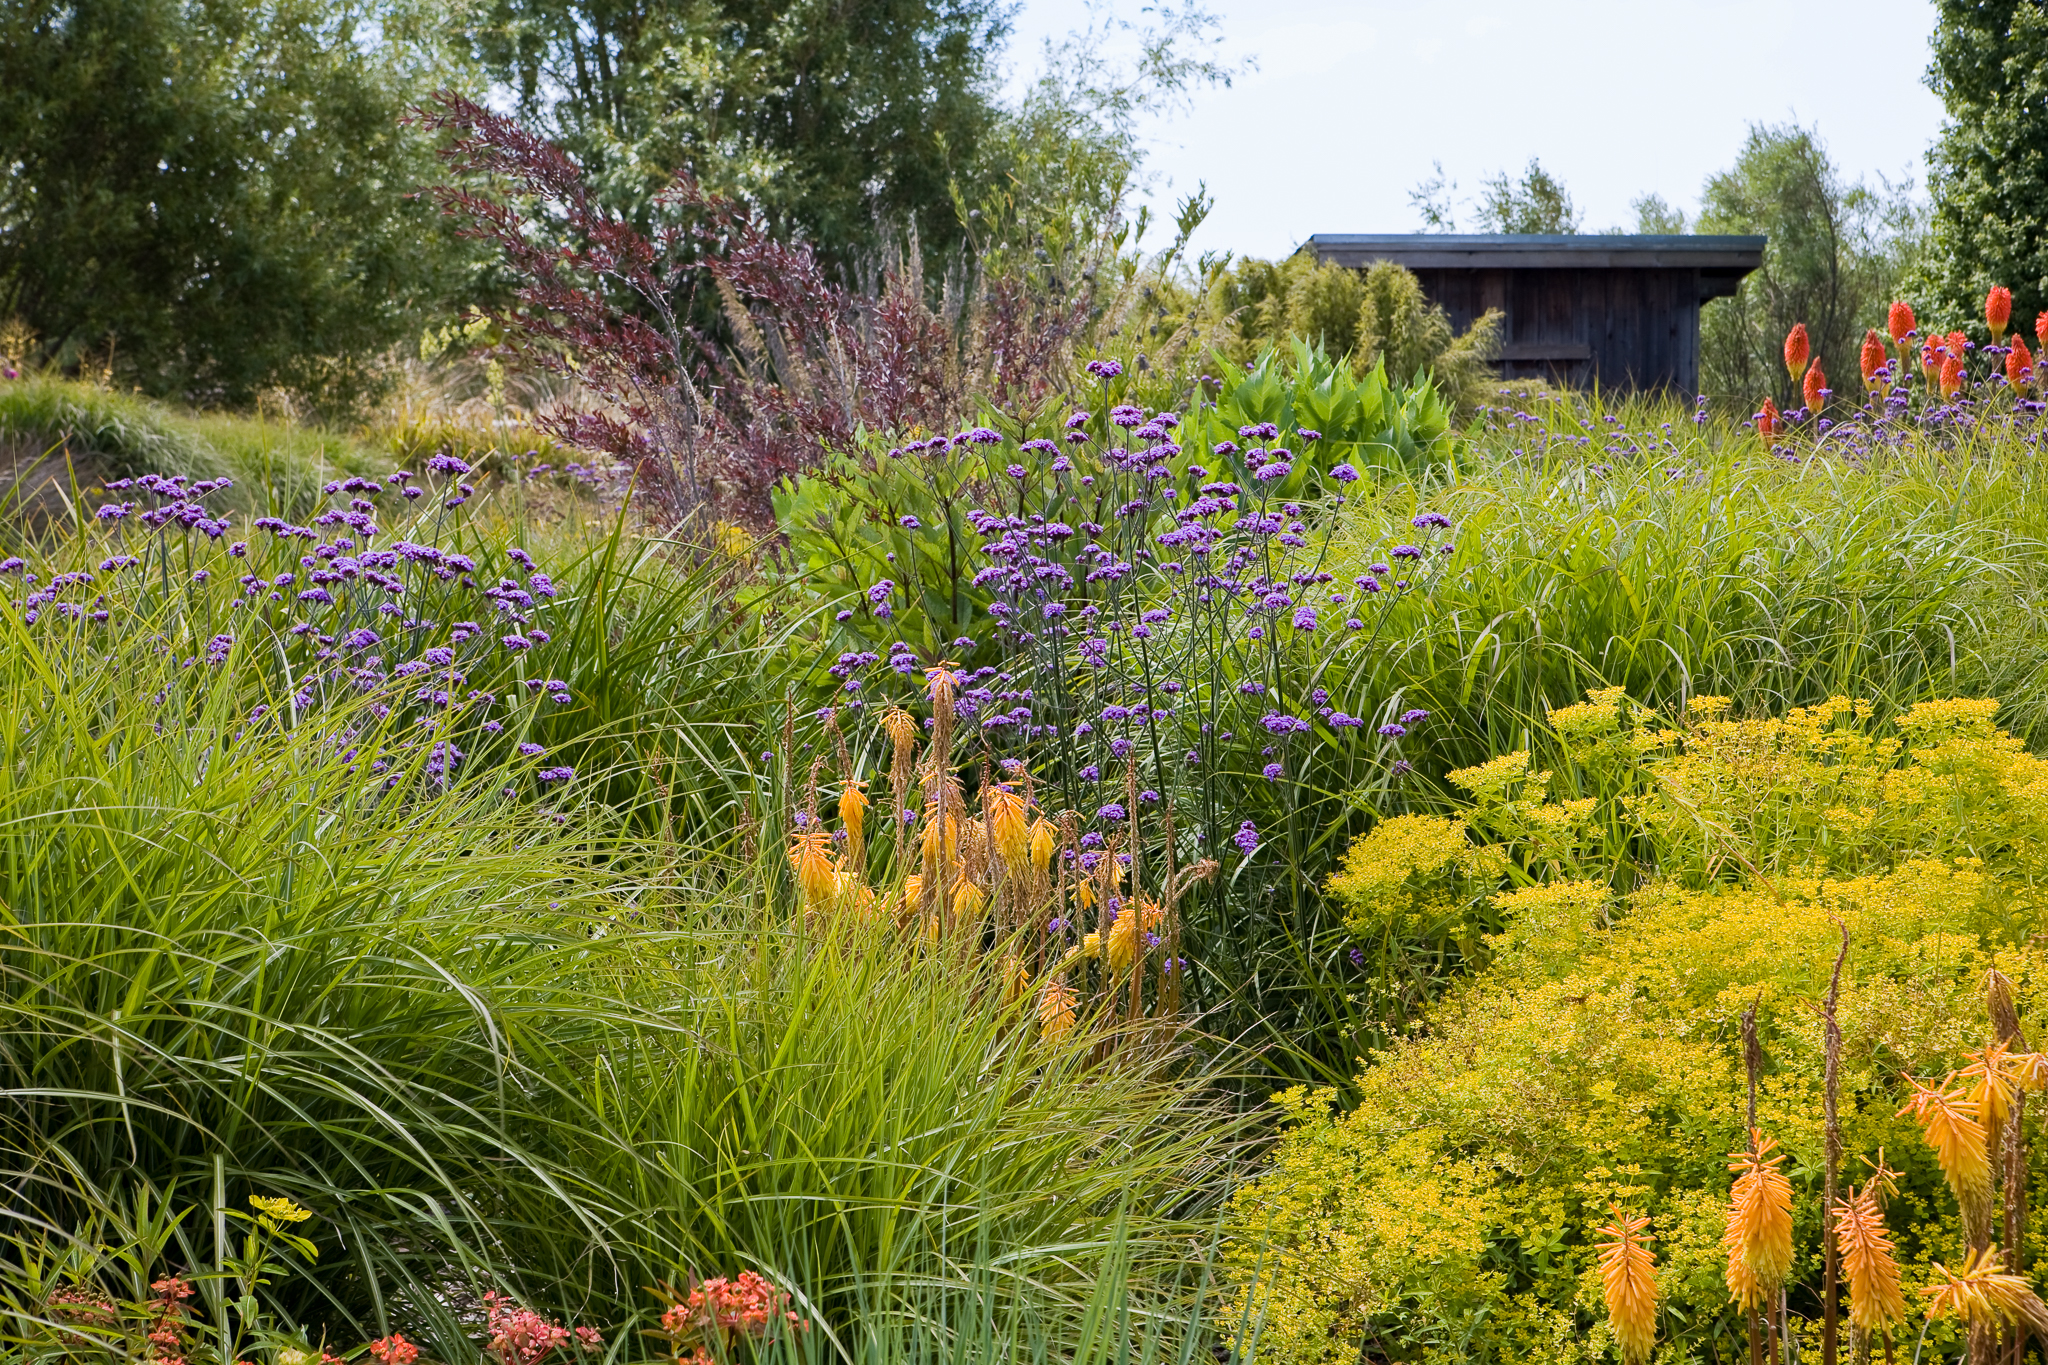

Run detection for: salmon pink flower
[[1987, 285, 2013, 341]]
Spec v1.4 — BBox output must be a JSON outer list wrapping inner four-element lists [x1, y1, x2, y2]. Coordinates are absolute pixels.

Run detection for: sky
[[1000, 0, 1950, 261]]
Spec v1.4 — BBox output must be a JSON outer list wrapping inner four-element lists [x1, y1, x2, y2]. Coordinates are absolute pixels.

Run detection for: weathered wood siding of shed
[[1411, 267, 1702, 392], [1303, 237, 1764, 396]]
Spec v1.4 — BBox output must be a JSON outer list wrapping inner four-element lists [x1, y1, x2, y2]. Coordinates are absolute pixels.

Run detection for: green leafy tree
[[471, 0, 1012, 263], [0, 0, 473, 409], [1915, 0, 2048, 334], [1696, 122, 1919, 408], [1407, 157, 1581, 234], [1475, 158, 1580, 234]]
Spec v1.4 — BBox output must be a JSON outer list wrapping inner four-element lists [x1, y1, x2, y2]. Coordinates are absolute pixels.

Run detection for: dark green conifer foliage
[[1917, 0, 2048, 332]]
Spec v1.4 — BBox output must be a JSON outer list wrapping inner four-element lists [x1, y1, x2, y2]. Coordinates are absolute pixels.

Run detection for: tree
[[0, 0, 473, 408], [1695, 123, 1918, 407], [1916, 0, 2048, 335], [1407, 157, 1581, 234], [1475, 159, 1581, 234], [470, 0, 1012, 265]]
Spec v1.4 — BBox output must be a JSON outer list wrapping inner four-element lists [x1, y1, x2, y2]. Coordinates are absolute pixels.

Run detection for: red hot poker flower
[[1756, 397, 1781, 438], [1861, 329, 1888, 390], [1941, 351, 1966, 399], [1803, 360, 1827, 415], [1987, 285, 2013, 341], [1889, 300, 1916, 343], [2036, 309, 2047, 349], [1784, 323, 1811, 382], [2007, 334, 2034, 390]]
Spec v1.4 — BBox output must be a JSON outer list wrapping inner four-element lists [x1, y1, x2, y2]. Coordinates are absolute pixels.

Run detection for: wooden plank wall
[[1410, 267, 1702, 394]]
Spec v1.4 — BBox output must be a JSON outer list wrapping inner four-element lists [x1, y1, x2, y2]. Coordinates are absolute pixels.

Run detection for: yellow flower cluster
[[1230, 693, 2048, 1365]]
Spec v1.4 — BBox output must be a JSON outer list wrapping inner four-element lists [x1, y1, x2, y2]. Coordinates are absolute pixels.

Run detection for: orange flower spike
[[1898, 1077, 1994, 1235], [2036, 310, 2048, 350], [1595, 1205, 1660, 1365], [1756, 397, 1781, 439], [1784, 322, 1811, 382], [2007, 334, 2034, 392], [1723, 1131, 1795, 1304], [1833, 1185, 1907, 1335], [1921, 1247, 2048, 1332], [1987, 285, 2013, 342], [1861, 329, 1888, 391], [1922, 340, 1943, 386], [1803, 360, 1827, 415], [1941, 351, 1966, 400], [1889, 300, 1916, 344], [787, 829, 839, 907]]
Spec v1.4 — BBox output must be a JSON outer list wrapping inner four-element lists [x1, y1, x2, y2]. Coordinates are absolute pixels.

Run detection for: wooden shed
[[1304, 234, 1766, 394]]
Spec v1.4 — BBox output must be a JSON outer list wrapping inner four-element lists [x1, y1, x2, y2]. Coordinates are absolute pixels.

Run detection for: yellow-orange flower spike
[[1595, 1205, 1659, 1365], [985, 784, 1030, 874], [953, 878, 986, 919], [1038, 980, 1077, 1042], [1106, 898, 1163, 975], [1723, 1131, 1794, 1306], [1898, 1079, 1994, 1239], [1833, 1185, 1906, 1335], [1922, 1247, 2048, 1334], [1960, 1038, 2033, 1135], [1029, 818, 1056, 876], [1784, 323, 1811, 382], [839, 780, 867, 847], [1987, 285, 2013, 342], [788, 829, 838, 907]]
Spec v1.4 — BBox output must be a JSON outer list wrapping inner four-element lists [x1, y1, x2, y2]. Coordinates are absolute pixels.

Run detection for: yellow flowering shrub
[[1233, 695, 2048, 1365]]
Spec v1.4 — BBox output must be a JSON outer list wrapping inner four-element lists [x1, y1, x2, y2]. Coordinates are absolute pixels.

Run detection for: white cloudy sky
[[1001, 0, 1949, 260]]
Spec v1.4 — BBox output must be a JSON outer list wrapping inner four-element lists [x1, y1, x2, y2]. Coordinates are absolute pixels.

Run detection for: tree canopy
[[1916, 0, 2048, 333], [0, 0, 471, 407]]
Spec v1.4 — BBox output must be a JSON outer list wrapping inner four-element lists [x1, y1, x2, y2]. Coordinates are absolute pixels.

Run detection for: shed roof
[[1305, 233, 1767, 272]]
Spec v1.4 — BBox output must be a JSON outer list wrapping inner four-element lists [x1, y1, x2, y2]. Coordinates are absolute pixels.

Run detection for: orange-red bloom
[[1941, 352, 1966, 399], [2037, 310, 2047, 349], [1861, 329, 1888, 390], [1756, 397, 1780, 438], [1784, 323, 1811, 382], [1889, 300, 1916, 343], [1803, 361, 1827, 415], [2007, 334, 2034, 390], [1988, 285, 2013, 341]]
